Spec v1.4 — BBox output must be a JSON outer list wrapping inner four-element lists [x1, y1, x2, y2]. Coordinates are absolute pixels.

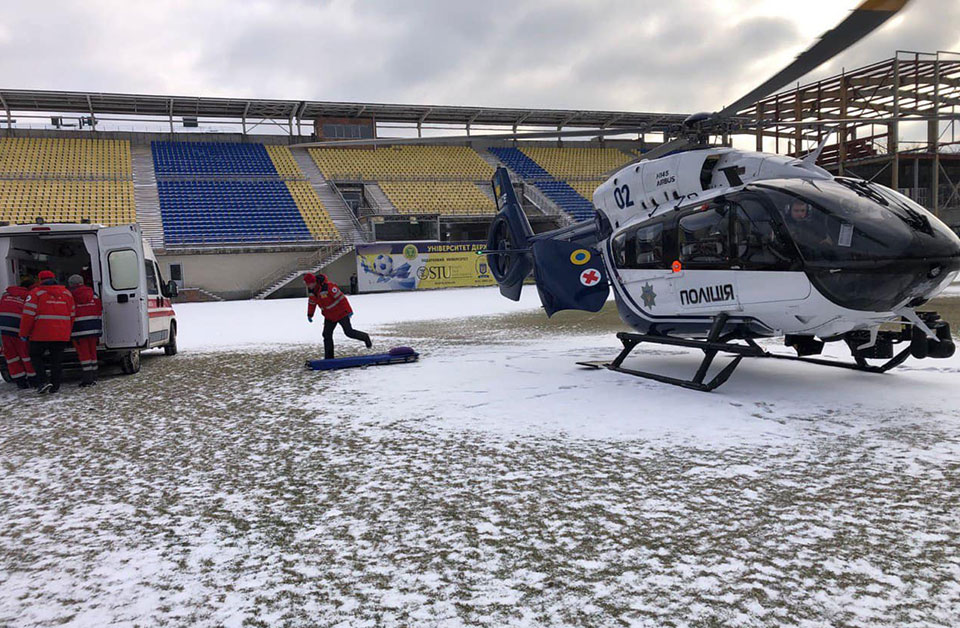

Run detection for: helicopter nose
[[905, 236, 960, 304]]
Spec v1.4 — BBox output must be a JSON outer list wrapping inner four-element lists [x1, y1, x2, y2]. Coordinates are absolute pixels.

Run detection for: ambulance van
[[0, 222, 178, 380]]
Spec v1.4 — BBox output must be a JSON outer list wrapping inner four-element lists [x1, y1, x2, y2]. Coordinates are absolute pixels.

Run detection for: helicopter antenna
[[801, 127, 838, 166]]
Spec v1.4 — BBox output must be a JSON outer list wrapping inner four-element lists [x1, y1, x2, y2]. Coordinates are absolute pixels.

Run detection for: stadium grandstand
[[310, 146, 497, 216], [151, 141, 339, 246], [0, 53, 956, 298], [0, 105, 661, 299], [0, 138, 135, 226]]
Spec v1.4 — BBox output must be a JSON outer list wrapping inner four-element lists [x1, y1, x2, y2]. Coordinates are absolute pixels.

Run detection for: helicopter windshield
[[753, 178, 923, 264], [751, 178, 960, 311]]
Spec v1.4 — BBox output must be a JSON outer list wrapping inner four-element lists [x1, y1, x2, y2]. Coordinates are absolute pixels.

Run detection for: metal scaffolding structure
[[739, 50, 960, 218]]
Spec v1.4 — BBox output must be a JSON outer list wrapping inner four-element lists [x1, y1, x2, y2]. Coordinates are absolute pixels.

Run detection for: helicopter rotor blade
[[714, 0, 911, 120], [635, 136, 695, 162]]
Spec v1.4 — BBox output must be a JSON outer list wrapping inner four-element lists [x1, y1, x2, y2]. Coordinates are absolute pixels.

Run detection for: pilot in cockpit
[[784, 199, 834, 247]]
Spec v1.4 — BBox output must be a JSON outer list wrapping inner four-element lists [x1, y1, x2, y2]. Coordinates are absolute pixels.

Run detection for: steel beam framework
[[739, 51, 960, 215], [0, 87, 686, 137]]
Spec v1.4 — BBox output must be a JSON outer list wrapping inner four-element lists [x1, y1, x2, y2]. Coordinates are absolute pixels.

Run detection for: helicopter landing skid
[[577, 313, 750, 392], [577, 313, 915, 392]]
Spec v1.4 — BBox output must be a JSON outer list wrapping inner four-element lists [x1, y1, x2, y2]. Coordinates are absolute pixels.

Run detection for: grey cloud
[[0, 0, 956, 119]]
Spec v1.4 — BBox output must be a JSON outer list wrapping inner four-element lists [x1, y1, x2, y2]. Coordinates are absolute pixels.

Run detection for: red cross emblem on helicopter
[[580, 268, 601, 286]]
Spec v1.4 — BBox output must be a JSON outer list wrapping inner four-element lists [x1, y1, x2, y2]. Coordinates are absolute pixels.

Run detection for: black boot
[[16, 379, 29, 390]]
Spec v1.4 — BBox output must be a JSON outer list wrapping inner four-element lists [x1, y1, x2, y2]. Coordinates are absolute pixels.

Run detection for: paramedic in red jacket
[[20, 270, 75, 394], [304, 273, 372, 359], [0, 276, 37, 389], [68, 274, 102, 388]]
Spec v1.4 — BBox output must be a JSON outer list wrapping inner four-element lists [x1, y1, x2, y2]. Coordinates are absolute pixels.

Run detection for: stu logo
[[679, 284, 735, 306]]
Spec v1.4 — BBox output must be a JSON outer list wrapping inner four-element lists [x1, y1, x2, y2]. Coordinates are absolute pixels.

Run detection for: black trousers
[[29, 341, 68, 389], [322, 316, 370, 359]]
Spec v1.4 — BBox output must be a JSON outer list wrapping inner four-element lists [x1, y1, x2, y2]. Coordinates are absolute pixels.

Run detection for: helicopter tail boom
[[485, 167, 609, 315], [486, 168, 535, 301]]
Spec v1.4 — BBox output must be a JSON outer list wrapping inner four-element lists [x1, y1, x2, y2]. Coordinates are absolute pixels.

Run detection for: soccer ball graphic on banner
[[373, 254, 394, 276]]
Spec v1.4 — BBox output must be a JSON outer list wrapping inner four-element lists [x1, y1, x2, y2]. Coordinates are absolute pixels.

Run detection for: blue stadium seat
[[151, 141, 279, 177], [157, 180, 312, 245], [487, 147, 596, 222]]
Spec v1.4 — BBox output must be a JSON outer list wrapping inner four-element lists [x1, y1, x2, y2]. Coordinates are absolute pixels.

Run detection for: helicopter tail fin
[[486, 167, 535, 301], [485, 167, 609, 315]]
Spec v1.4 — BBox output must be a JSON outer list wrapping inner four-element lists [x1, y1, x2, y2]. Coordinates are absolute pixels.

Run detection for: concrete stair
[[252, 242, 354, 300], [477, 148, 507, 174], [174, 287, 225, 303], [291, 150, 370, 244], [477, 147, 571, 224], [522, 183, 572, 224], [130, 144, 165, 250], [363, 183, 398, 214], [477, 182, 497, 204]]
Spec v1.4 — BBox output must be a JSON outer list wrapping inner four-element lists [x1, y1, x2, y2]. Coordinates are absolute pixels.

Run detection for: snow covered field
[[2, 287, 960, 627]]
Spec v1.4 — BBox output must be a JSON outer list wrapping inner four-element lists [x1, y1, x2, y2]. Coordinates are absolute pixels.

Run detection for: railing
[[328, 181, 373, 242], [162, 236, 324, 248], [327, 174, 494, 183], [522, 183, 572, 223], [0, 173, 133, 181], [363, 183, 385, 214], [252, 242, 349, 295]]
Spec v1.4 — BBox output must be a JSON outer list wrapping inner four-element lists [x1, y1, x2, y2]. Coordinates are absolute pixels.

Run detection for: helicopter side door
[[674, 201, 742, 313], [730, 193, 811, 305], [610, 217, 679, 315]]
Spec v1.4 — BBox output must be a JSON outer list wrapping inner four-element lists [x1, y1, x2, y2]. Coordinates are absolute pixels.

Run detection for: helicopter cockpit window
[[754, 180, 914, 264], [732, 198, 797, 270], [612, 232, 628, 267], [634, 223, 663, 267], [679, 205, 730, 267], [611, 223, 663, 269]]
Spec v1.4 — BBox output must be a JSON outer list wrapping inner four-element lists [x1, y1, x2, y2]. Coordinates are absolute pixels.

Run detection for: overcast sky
[[1, 0, 958, 116]]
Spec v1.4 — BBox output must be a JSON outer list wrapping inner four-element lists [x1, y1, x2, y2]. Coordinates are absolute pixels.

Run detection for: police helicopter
[[295, 0, 960, 390]]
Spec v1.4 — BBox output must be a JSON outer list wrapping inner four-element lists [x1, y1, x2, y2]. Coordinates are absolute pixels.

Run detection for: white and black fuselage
[[590, 148, 960, 340]]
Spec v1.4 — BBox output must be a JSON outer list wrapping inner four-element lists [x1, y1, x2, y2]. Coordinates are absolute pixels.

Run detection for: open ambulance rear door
[[98, 225, 148, 349]]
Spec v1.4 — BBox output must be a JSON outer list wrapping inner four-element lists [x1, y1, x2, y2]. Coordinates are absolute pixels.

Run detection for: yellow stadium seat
[[0, 137, 132, 178], [308, 146, 494, 181], [265, 145, 305, 179], [0, 180, 136, 226], [284, 181, 342, 241], [305, 146, 496, 216], [520, 147, 632, 180], [568, 180, 604, 201], [379, 182, 496, 215], [0, 138, 135, 226]]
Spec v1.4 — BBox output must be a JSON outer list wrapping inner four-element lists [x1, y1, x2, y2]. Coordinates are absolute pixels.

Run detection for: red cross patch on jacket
[[308, 281, 353, 321]]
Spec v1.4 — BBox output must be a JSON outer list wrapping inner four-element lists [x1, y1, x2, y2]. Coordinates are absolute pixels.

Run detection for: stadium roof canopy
[[0, 88, 687, 132]]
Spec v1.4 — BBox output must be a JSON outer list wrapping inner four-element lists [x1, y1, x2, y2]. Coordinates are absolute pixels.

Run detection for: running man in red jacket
[[304, 273, 372, 359], [20, 270, 75, 394], [0, 276, 38, 389], [68, 274, 103, 388]]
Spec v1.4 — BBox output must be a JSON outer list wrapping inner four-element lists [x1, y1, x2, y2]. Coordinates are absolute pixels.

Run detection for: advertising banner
[[356, 241, 495, 292]]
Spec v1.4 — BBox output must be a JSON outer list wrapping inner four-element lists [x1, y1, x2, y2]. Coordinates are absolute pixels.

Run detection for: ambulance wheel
[[0, 369, 11, 384], [120, 349, 141, 375], [164, 323, 178, 356]]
